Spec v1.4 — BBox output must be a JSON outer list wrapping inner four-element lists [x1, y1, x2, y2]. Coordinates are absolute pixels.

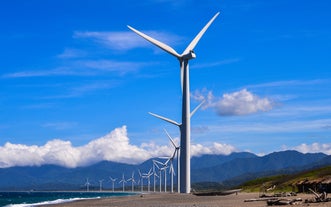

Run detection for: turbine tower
[[109, 176, 117, 192], [99, 179, 104, 191], [164, 128, 180, 193], [128, 12, 220, 193], [84, 178, 91, 192]]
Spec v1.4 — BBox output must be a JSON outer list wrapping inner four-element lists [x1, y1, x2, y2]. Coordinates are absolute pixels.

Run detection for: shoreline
[[40, 192, 331, 207]]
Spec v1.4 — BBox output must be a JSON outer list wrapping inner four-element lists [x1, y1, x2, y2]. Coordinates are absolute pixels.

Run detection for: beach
[[42, 192, 331, 207]]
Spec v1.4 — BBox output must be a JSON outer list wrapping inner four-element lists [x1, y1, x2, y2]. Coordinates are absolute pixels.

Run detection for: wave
[[5, 197, 99, 207]]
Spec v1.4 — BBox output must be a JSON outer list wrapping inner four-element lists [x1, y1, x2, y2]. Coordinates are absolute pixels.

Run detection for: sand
[[43, 192, 331, 207]]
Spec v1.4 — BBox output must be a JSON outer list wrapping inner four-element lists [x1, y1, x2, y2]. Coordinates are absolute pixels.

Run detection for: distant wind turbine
[[128, 12, 220, 193], [99, 179, 104, 191], [138, 169, 144, 192], [119, 173, 127, 192], [152, 160, 159, 192], [109, 176, 117, 192], [127, 171, 136, 192], [142, 168, 153, 192], [84, 178, 91, 192], [153, 160, 163, 192], [164, 128, 180, 193], [154, 159, 169, 192]]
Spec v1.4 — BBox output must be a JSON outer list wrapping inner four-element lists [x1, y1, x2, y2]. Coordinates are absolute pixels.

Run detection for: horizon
[[1, 0, 331, 168]]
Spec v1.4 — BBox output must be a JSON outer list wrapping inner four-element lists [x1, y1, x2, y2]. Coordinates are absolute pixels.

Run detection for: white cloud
[[191, 142, 237, 157], [292, 143, 331, 155], [57, 48, 87, 59], [1, 60, 145, 78], [0, 126, 236, 168], [192, 88, 274, 116], [191, 58, 241, 69], [42, 122, 77, 130], [74, 31, 183, 51]]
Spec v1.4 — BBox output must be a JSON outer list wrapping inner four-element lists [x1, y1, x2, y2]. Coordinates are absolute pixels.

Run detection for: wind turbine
[[99, 179, 104, 191], [153, 160, 163, 192], [138, 169, 144, 192], [109, 176, 117, 192], [162, 149, 177, 193], [152, 160, 159, 192], [155, 159, 169, 192], [128, 12, 220, 193], [127, 171, 136, 192], [84, 178, 91, 192], [142, 168, 153, 192], [119, 173, 127, 192], [168, 158, 176, 193], [164, 128, 180, 193]]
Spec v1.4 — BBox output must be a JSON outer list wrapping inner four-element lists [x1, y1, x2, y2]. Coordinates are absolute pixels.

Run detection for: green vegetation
[[239, 165, 331, 192]]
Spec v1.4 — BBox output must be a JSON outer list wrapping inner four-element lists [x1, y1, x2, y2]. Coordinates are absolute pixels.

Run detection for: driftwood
[[245, 192, 302, 205], [267, 198, 302, 206], [305, 188, 331, 203], [245, 197, 278, 202]]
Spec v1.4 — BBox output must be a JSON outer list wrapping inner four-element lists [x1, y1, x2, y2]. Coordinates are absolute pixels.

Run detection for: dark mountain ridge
[[0, 150, 328, 191]]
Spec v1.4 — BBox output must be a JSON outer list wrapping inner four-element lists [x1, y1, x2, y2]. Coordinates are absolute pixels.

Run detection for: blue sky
[[0, 0, 331, 168]]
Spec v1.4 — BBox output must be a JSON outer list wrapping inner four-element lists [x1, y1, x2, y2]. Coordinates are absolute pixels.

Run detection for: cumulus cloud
[[0, 126, 236, 168], [191, 142, 237, 157], [192, 88, 274, 116], [292, 143, 331, 155]]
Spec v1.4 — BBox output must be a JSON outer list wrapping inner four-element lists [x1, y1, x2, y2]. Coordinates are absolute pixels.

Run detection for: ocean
[[0, 191, 135, 207]]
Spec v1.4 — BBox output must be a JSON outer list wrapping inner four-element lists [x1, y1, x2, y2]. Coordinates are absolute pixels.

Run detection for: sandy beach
[[43, 192, 331, 207]]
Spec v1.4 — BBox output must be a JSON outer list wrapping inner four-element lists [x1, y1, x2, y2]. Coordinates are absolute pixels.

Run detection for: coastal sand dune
[[43, 192, 330, 207]]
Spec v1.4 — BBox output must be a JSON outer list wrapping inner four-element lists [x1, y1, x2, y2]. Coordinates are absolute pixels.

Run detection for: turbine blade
[[190, 99, 206, 117], [148, 168, 152, 175], [127, 25, 181, 58], [182, 12, 220, 55], [154, 160, 165, 166], [171, 149, 177, 159], [149, 112, 181, 127], [164, 128, 178, 148]]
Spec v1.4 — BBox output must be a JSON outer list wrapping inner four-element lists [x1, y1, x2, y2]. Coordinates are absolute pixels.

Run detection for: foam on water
[[5, 197, 97, 207], [1, 191, 135, 207]]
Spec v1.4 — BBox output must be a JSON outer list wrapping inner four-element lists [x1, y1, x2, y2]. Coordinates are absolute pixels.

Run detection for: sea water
[[0, 191, 135, 207]]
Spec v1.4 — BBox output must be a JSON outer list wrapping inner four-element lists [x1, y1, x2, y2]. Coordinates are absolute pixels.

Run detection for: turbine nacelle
[[181, 50, 196, 60]]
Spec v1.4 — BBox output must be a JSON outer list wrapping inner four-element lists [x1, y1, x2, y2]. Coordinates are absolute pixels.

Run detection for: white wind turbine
[[109, 176, 117, 192], [152, 160, 159, 192], [84, 178, 91, 192], [128, 12, 220, 193], [119, 173, 127, 192], [99, 179, 104, 191], [142, 168, 153, 192], [163, 150, 177, 194], [127, 171, 136, 192], [168, 158, 176, 193], [138, 169, 144, 192], [155, 159, 169, 192], [161, 164, 169, 192], [164, 128, 180, 193], [153, 160, 163, 192], [161, 153, 176, 193]]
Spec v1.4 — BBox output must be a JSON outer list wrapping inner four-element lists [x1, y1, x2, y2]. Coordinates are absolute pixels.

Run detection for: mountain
[[192, 150, 327, 183], [191, 152, 257, 169], [0, 150, 328, 191]]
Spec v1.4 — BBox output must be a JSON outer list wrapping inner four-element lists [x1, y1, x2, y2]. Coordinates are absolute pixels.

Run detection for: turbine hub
[[182, 50, 196, 60]]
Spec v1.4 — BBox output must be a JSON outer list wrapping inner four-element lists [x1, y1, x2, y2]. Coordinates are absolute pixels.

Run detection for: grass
[[239, 165, 331, 192]]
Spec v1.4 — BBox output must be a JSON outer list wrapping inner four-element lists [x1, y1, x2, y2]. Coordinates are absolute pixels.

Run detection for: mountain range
[[0, 150, 330, 191]]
